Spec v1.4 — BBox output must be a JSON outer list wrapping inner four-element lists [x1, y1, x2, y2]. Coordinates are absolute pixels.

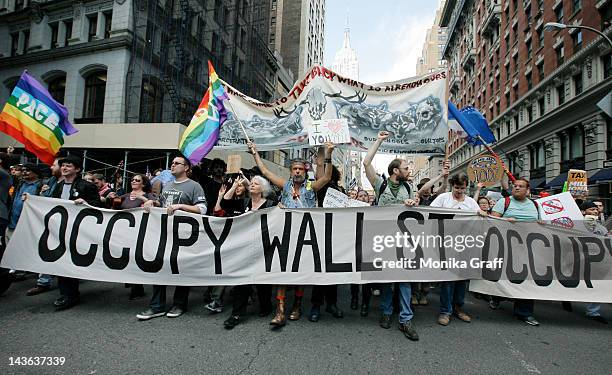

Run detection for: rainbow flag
[[179, 61, 229, 164], [0, 71, 77, 165]]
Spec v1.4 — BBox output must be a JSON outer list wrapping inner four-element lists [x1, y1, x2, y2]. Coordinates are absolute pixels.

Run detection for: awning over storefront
[[544, 174, 567, 189], [589, 168, 612, 184]]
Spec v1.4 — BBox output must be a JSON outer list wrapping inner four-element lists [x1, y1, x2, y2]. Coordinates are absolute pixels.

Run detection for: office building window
[[47, 76, 66, 104], [83, 71, 107, 121]]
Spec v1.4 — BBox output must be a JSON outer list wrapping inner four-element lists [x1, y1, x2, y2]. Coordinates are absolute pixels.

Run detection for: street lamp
[[544, 22, 612, 49]]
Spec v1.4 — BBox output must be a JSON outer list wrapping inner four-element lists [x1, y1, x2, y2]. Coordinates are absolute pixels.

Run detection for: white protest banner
[[536, 192, 583, 229], [4, 195, 612, 303], [307, 118, 351, 146], [217, 65, 448, 154]]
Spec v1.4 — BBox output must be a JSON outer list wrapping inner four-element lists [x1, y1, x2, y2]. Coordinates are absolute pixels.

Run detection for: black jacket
[[51, 177, 101, 207]]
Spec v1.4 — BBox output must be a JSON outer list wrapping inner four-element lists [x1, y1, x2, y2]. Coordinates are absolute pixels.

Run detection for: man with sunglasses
[[137, 155, 207, 320]]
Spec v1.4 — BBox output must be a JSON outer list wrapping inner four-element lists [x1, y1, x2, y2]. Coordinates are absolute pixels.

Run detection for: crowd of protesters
[[0, 131, 609, 341]]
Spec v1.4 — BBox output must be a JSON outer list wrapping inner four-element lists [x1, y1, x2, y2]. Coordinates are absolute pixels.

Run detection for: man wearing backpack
[[490, 178, 540, 326], [363, 131, 419, 341]]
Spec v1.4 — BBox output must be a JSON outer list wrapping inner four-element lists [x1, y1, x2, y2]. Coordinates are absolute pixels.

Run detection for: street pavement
[[1, 278, 611, 375]]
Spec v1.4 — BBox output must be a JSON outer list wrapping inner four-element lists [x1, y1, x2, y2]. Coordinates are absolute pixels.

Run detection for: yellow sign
[[467, 154, 504, 187], [567, 169, 588, 197]]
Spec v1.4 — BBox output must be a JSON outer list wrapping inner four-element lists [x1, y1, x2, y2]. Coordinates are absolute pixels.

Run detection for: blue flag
[[448, 101, 496, 146]]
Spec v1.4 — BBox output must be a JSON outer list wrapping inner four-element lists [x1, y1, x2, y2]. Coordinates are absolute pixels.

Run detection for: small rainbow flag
[[0, 71, 78, 165], [179, 61, 229, 164]]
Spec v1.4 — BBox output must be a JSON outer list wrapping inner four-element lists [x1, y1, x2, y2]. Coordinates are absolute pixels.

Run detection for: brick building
[[440, 0, 612, 200]]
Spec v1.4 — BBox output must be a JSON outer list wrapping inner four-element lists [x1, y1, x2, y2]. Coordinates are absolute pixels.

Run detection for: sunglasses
[[131, 178, 142, 182]]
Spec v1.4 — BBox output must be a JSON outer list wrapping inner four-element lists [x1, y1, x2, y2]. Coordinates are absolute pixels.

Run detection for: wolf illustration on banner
[[217, 65, 448, 153]]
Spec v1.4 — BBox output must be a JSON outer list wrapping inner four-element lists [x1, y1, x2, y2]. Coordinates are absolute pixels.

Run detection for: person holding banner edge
[[363, 130, 419, 341], [247, 140, 335, 327]]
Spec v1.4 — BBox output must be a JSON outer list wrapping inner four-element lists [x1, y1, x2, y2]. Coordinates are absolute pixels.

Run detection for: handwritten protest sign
[[467, 154, 503, 187], [307, 118, 351, 146], [567, 169, 588, 198], [323, 188, 369, 208]]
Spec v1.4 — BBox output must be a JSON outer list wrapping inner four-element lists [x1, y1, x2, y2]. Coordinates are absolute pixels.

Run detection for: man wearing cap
[[50, 155, 100, 310], [247, 140, 335, 326]]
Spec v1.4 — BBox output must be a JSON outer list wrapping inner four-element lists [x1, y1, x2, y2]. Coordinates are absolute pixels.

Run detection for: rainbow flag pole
[[179, 61, 235, 164], [0, 70, 78, 165]]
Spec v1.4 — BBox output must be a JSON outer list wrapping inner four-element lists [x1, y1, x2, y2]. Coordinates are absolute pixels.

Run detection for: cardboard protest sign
[[226, 154, 242, 173], [567, 169, 588, 198], [322, 188, 369, 208], [467, 154, 503, 187], [307, 118, 351, 146]]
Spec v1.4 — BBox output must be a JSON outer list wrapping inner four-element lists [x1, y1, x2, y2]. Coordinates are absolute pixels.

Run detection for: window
[[513, 54, 518, 72], [538, 97, 545, 116], [47, 76, 66, 104], [514, 114, 519, 130], [557, 84, 565, 105], [572, 31, 582, 52], [104, 12, 112, 39], [555, 5, 564, 23], [139, 78, 163, 123], [23, 30, 29, 53], [527, 105, 533, 123], [505, 33, 510, 50], [88, 14, 98, 41], [83, 71, 107, 122], [513, 85, 519, 102], [560, 132, 570, 161], [571, 127, 584, 158], [526, 72, 533, 90], [211, 32, 218, 53], [573, 73, 583, 95], [604, 53, 612, 79], [556, 45, 564, 66], [537, 63, 544, 82], [538, 28, 544, 48], [50, 23, 59, 49], [64, 20, 73, 46], [10, 32, 19, 56], [506, 92, 511, 108], [15, 0, 25, 10], [525, 5, 532, 25], [572, 0, 581, 13], [526, 39, 532, 59]]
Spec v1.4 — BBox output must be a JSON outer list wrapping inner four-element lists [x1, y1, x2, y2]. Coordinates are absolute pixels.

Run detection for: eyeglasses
[[171, 161, 186, 166], [131, 179, 142, 182]]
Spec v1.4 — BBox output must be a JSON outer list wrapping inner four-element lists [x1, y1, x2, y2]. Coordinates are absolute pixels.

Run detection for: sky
[[323, 0, 442, 84]]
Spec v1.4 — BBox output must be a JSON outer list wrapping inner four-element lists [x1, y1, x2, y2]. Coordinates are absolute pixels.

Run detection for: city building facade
[[416, 0, 448, 75], [440, 0, 612, 201]]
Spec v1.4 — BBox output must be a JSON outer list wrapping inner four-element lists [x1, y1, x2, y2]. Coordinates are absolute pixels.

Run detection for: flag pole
[[225, 99, 251, 144], [476, 135, 516, 183]]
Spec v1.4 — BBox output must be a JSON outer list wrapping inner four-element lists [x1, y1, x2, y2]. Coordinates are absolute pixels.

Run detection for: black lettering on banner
[[261, 212, 291, 272], [38, 205, 68, 262], [69, 208, 103, 267], [554, 235, 580, 288], [481, 227, 503, 281], [324, 213, 351, 272], [202, 217, 233, 275], [396, 210, 425, 270], [605, 238, 612, 257], [171, 216, 199, 274], [135, 213, 168, 273], [354, 212, 379, 272], [102, 212, 135, 270], [525, 233, 553, 286], [428, 212, 455, 270], [578, 237, 606, 289], [505, 229, 528, 283], [292, 213, 322, 272]]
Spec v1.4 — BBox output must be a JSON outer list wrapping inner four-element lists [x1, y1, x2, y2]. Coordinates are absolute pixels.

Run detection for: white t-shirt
[[430, 192, 479, 210]]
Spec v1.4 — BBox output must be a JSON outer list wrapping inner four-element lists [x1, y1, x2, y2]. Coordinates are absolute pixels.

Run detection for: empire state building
[[331, 17, 359, 80]]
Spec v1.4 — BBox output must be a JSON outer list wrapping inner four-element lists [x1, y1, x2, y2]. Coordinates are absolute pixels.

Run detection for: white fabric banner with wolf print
[[217, 66, 448, 155]]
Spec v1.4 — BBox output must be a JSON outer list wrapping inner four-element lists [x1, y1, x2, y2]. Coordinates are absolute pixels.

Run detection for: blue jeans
[[439, 280, 467, 315], [150, 286, 190, 313], [37, 274, 53, 288], [586, 303, 601, 317], [513, 299, 535, 318], [380, 283, 413, 323]]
